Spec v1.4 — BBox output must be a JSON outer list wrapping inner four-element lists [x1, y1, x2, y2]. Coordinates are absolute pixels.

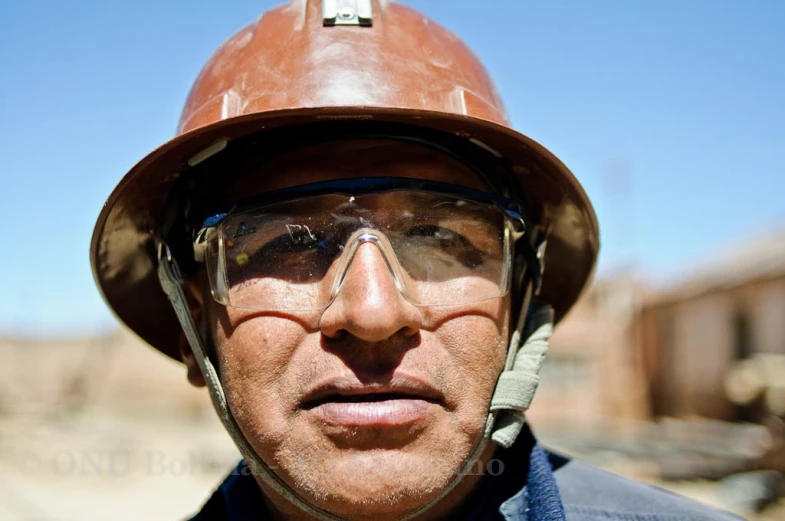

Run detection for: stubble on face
[[211, 297, 509, 520]]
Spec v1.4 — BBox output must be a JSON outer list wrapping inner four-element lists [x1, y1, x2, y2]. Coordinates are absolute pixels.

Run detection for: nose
[[319, 241, 423, 342]]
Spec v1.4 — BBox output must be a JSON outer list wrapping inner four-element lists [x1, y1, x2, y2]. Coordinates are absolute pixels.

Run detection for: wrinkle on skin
[[195, 140, 511, 520]]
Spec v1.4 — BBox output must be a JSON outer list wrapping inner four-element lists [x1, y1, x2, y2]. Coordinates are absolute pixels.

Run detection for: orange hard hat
[[91, 0, 598, 360]]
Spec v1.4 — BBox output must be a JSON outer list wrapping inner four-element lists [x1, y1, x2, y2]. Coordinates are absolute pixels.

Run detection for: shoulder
[[186, 461, 267, 521], [187, 488, 229, 521], [550, 456, 744, 521]]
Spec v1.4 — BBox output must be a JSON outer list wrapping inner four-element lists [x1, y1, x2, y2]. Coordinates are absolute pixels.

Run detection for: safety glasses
[[193, 177, 526, 311]]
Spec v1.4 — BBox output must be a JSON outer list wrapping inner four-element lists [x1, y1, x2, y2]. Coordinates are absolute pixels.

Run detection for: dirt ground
[[0, 411, 239, 520]]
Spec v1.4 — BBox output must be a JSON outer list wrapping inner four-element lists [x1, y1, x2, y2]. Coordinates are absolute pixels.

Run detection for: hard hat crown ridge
[[178, 0, 508, 135]]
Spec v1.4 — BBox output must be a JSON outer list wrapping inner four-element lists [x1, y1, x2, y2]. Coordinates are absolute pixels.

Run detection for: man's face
[[198, 140, 510, 519]]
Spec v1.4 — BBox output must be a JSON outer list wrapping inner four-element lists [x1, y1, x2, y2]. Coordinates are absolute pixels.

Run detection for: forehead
[[223, 139, 488, 201]]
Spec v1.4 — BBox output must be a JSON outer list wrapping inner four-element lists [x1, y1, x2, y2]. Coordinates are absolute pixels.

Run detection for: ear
[[179, 278, 207, 388], [179, 331, 207, 388]]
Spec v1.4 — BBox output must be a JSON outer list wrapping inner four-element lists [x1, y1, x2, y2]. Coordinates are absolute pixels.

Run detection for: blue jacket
[[189, 426, 742, 520]]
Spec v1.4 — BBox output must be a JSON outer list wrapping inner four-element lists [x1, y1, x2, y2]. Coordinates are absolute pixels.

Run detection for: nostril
[[319, 329, 423, 369], [323, 328, 348, 340]]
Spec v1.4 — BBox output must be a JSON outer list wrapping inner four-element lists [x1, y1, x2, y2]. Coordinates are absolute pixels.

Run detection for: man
[[91, 1, 741, 519]]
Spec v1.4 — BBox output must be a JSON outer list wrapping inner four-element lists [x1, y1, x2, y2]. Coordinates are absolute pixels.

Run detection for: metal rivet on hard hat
[[323, 0, 373, 27]]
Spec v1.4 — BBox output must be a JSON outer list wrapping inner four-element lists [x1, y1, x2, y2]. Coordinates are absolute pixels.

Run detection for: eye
[[404, 225, 471, 249], [404, 225, 484, 269], [227, 229, 343, 284]]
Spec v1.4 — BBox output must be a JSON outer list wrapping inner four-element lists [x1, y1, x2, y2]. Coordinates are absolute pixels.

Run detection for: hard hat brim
[[91, 107, 599, 361]]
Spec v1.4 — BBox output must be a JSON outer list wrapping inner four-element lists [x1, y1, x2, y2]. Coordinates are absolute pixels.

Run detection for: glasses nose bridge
[[329, 228, 408, 299]]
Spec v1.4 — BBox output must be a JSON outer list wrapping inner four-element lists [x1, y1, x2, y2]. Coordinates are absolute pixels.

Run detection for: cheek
[[431, 309, 509, 429], [437, 316, 506, 385], [433, 297, 509, 373], [211, 310, 308, 443]]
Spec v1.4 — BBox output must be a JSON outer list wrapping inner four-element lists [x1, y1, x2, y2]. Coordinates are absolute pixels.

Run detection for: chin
[[277, 447, 464, 519]]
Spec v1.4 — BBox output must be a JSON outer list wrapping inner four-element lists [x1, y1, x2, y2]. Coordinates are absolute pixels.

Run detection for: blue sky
[[1, 0, 783, 335]]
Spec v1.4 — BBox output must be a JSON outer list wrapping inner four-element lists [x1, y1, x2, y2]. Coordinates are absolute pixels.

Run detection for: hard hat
[[91, 0, 599, 360]]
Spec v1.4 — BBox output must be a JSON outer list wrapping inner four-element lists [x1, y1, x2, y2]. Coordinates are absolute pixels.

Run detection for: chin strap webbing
[[490, 303, 554, 448]]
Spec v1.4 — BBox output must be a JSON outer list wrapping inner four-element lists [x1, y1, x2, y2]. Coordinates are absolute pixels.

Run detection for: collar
[[462, 424, 566, 521]]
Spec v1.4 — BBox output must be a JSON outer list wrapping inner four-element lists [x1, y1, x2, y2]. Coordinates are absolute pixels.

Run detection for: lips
[[301, 375, 444, 427]]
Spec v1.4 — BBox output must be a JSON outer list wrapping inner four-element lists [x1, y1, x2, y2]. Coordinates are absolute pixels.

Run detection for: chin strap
[[490, 303, 554, 448], [157, 240, 553, 521]]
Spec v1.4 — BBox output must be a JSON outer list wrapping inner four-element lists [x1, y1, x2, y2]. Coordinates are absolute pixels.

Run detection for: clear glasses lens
[[203, 191, 512, 311]]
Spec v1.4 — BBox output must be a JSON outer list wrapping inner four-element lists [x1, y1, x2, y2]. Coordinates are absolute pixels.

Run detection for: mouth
[[304, 392, 440, 407], [301, 377, 444, 427]]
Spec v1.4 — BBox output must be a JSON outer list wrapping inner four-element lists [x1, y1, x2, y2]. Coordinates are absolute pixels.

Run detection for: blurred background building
[[528, 228, 785, 517], [640, 229, 785, 425]]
